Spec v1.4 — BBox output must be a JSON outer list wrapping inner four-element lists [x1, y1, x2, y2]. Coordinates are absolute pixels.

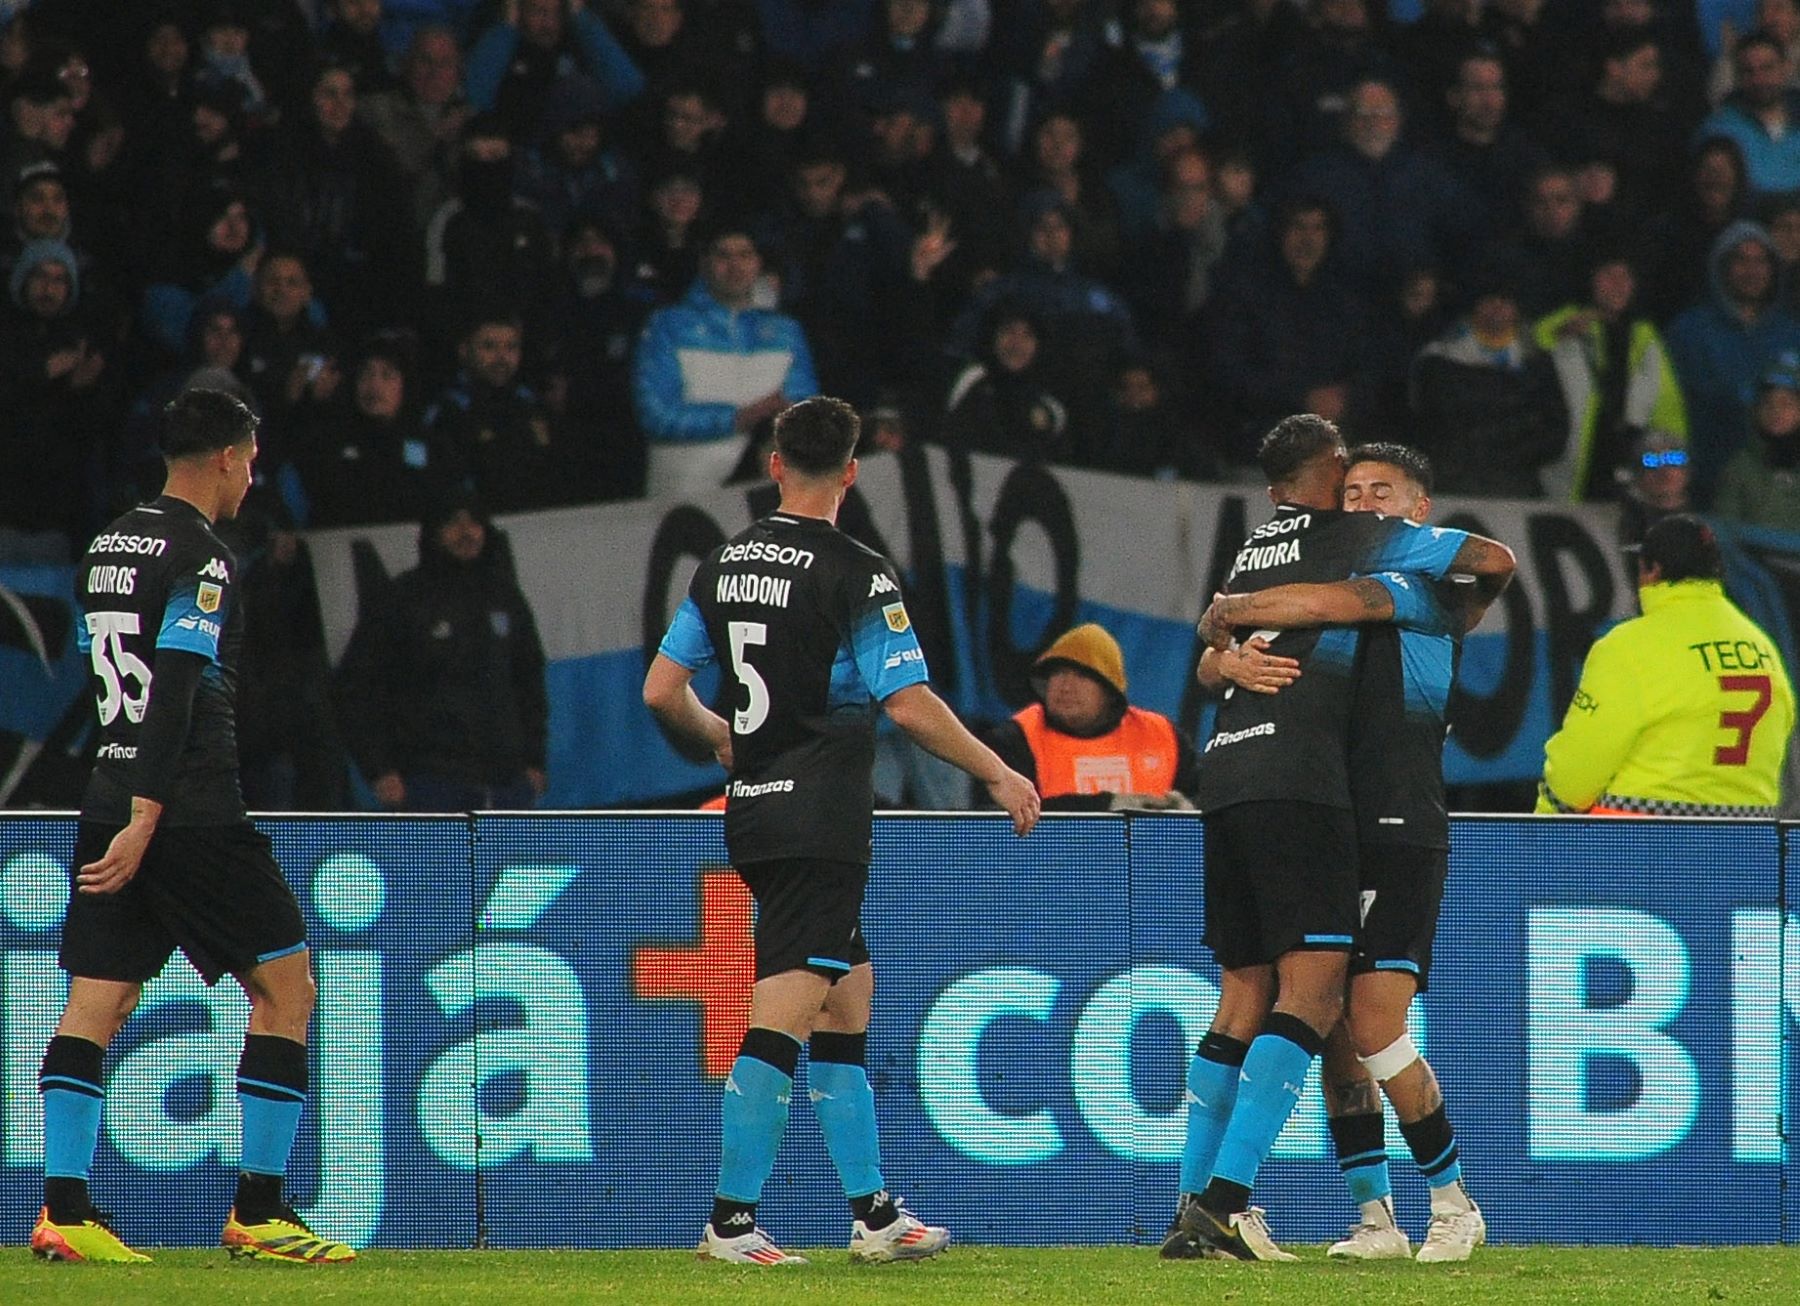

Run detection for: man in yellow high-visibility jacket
[[1538, 514, 1795, 816]]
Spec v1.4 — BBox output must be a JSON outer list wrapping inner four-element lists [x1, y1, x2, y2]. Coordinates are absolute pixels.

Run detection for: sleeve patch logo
[[199, 557, 230, 581], [868, 572, 899, 597], [196, 582, 223, 614], [883, 602, 910, 633]]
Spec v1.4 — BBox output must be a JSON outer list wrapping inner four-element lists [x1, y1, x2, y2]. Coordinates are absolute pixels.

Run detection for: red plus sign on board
[[630, 868, 753, 1078]]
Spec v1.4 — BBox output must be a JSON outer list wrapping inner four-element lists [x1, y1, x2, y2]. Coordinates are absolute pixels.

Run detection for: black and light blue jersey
[[660, 512, 928, 864], [1349, 572, 1469, 848], [1196, 506, 1469, 813], [75, 496, 246, 826]]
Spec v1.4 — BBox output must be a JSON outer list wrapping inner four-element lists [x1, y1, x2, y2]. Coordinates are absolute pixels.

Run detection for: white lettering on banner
[[1729, 911, 1800, 1162], [717, 540, 815, 569], [917, 967, 1064, 1165], [714, 572, 791, 608], [1527, 907, 1698, 1160]]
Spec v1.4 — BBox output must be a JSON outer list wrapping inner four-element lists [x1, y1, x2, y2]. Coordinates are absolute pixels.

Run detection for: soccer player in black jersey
[[31, 391, 352, 1266], [1201, 445, 1503, 1263], [645, 396, 1040, 1267], [1162, 416, 1514, 1263]]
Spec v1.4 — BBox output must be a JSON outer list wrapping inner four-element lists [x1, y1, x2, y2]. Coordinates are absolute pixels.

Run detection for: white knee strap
[[1359, 1034, 1421, 1083]]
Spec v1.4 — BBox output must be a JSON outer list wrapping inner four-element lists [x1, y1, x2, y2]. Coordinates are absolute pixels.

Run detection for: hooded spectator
[[141, 181, 262, 355], [517, 74, 640, 239], [1716, 350, 1800, 530], [940, 301, 1073, 463]]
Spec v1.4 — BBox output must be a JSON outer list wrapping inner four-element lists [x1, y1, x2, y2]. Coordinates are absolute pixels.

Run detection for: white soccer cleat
[[1226, 1207, 1299, 1263], [1416, 1203, 1486, 1263], [1327, 1220, 1412, 1260], [849, 1201, 950, 1264], [696, 1221, 809, 1265]]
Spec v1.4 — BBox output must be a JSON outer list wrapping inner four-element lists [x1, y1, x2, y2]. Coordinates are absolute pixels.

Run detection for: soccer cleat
[[1173, 1203, 1299, 1263], [30, 1206, 151, 1264], [1328, 1220, 1412, 1260], [1416, 1203, 1486, 1263], [221, 1205, 355, 1263], [849, 1201, 950, 1264], [696, 1222, 808, 1266]]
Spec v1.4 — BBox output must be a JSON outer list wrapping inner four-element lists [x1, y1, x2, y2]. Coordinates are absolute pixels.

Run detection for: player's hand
[[374, 772, 406, 808], [1220, 636, 1300, 695], [78, 823, 154, 895], [986, 767, 1041, 836], [1197, 592, 1237, 650]]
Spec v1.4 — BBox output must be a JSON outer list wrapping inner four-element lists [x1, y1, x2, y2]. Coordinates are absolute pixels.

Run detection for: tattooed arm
[[1197, 578, 1398, 650]]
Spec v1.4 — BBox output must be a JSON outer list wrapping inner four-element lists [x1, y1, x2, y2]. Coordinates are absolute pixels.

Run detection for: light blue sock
[[717, 1053, 795, 1202], [238, 1035, 308, 1176], [1180, 1039, 1245, 1194], [809, 1059, 885, 1198], [40, 1035, 105, 1183], [1211, 1020, 1319, 1191]]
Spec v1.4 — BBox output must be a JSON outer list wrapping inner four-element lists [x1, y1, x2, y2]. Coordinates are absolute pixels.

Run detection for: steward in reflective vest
[[1537, 514, 1795, 817], [984, 623, 1199, 810]]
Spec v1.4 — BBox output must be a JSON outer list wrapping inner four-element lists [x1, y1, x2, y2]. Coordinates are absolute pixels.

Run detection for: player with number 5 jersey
[[1538, 514, 1795, 816], [646, 397, 1039, 1268]]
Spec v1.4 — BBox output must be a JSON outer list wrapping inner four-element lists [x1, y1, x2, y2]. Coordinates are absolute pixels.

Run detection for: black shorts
[[60, 821, 308, 986], [736, 857, 870, 983], [1351, 841, 1448, 992], [1203, 801, 1359, 971]]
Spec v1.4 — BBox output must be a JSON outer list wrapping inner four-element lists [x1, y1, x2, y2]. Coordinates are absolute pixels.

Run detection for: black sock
[[711, 1196, 757, 1237], [234, 1171, 284, 1222], [850, 1188, 897, 1230], [44, 1177, 90, 1224], [1398, 1104, 1460, 1185], [740, 1026, 802, 1078], [1199, 1178, 1252, 1215]]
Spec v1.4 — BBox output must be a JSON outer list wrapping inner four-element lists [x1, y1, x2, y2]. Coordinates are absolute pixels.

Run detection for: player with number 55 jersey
[[1538, 514, 1795, 816]]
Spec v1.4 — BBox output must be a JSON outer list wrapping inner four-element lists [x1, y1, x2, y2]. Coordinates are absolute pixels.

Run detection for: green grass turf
[[3, 1245, 1796, 1306]]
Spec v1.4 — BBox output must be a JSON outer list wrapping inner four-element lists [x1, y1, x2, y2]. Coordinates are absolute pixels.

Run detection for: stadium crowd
[[5, 0, 1800, 804]]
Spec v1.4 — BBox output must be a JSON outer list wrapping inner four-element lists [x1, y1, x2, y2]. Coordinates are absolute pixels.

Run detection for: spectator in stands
[[290, 330, 444, 528], [1709, 0, 1800, 104], [1666, 220, 1800, 503], [335, 487, 549, 813], [838, 0, 947, 129], [1409, 258, 1567, 497], [360, 26, 470, 236], [1432, 49, 1550, 237], [3, 70, 75, 197], [1716, 350, 1800, 529], [1534, 248, 1688, 503], [1492, 163, 1593, 318], [861, 83, 935, 213], [1395, 0, 1492, 120], [192, 3, 271, 122], [141, 182, 261, 358], [981, 621, 1197, 811], [1196, 195, 1369, 469], [1122, 144, 1228, 348], [1089, 355, 1215, 480], [117, 298, 256, 507], [1365, 263, 1452, 437], [950, 191, 1137, 427], [253, 61, 412, 338], [517, 74, 640, 241], [1638, 136, 1750, 322], [422, 115, 557, 338], [465, 0, 645, 143], [426, 306, 596, 511], [143, 73, 254, 243], [1287, 76, 1480, 298], [1700, 29, 1800, 198], [0, 240, 112, 558], [642, 78, 734, 199], [238, 248, 338, 434], [922, 71, 1012, 297], [119, 10, 197, 163], [1081, 0, 1213, 168], [632, 226, 819, 497], [940, 301, 1074, 463], [1618, 426, 1693, 545], [992, 0, 1109, 158], [320, 0, 396, 95], [734, 57, 821, 219], [1017, 107, 1122, 278], [1558, 28, 1686, 227], [541, 216, 652, 499], [1261, 0, 1403, 169], [1106, 86, 1210, 246], [617, 0, 700, 90], [1489, 0, 1559, 128], [631, 162, 707, 304]]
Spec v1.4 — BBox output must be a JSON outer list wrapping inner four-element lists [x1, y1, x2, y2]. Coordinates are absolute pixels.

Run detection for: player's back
[[76, 496, 246, 826], [684, 512, 928, 865], [1198, 506, 1468, 814]]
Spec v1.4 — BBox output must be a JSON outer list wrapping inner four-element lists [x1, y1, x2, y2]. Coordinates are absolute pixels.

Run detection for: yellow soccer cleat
[[30, 1206, 152, 1263], [221, 1205, 356, 1264]]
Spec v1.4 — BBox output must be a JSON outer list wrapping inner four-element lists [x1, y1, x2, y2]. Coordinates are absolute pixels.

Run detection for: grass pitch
[[4, 1245, 1796, 1305]]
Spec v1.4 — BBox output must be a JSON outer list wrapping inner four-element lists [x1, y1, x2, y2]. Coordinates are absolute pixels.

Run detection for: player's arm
[[1198, 578, 1397, 650], [1446, 534, 1517, 608], [881, 684, 1039, 835], [79, 648, 209, 895], [1196, 640, 1301, 695], [642, 653, 732, 770], [1536, 637, 1641, 813]]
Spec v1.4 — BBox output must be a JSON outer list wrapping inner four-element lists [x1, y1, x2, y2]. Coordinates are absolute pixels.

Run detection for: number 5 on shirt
[[728, 620, 769, 734]]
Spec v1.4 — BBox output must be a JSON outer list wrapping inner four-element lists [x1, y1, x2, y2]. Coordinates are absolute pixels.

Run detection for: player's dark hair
[[1348, 442, 1434, 494], [161, 387, 258, 458], [774, 396, 860, 475], [1258, 413, 1343, 486]]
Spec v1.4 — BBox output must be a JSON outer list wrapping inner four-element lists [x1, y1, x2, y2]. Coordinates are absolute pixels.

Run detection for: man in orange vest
[[984, 623, 1197, 810]]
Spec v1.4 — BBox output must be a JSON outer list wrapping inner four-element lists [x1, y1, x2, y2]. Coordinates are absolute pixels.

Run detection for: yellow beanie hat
[[1033, 622, 1127, 697]]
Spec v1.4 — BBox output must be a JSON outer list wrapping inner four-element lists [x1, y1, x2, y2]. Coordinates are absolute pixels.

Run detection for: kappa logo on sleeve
[[196, 582, 223, 614], [882, 602, 910, 633], [868, 572, 899, 598], [198, 557, 230, 581]]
